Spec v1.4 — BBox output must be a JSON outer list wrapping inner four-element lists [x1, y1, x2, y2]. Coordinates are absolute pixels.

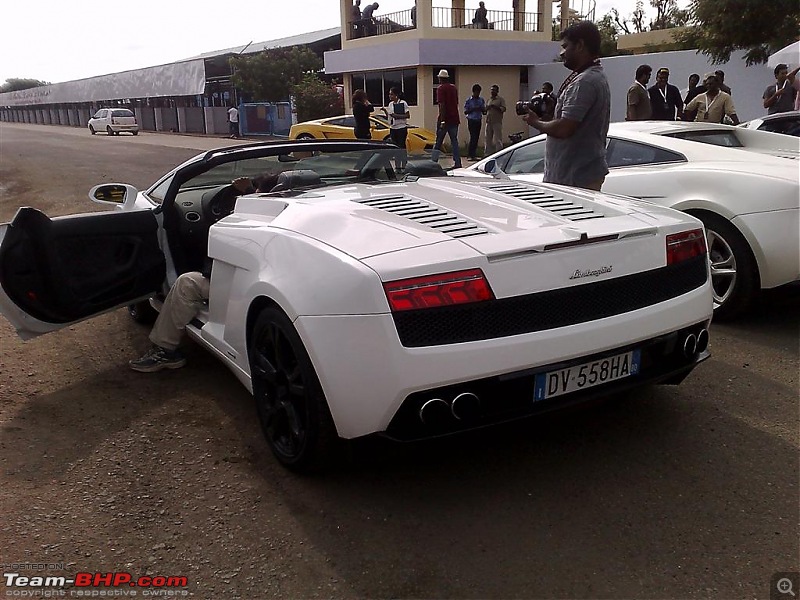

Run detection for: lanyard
[[557, 59, 601, 97], [703, 92, 719, 117], [658, 86, 668, 102]]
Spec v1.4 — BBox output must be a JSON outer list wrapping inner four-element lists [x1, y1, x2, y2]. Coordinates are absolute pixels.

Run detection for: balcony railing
[[432, 7, 542, 32], [347, 6, 542, 40]]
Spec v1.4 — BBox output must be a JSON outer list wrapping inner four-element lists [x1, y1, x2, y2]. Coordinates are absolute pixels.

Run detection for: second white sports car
[[0, 141, 713, 471], [456, 122, 800, 319]]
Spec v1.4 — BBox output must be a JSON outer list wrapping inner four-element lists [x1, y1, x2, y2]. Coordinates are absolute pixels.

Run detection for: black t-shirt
[[353, 102, 374, 138], [648, 83, 683, 120]]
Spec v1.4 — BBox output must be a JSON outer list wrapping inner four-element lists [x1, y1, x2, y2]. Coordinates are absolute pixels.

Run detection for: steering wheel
[[200, 184, 240, 222]]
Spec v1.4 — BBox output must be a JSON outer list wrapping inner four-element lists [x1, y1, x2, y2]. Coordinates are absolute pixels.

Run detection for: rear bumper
[[296, 282, 713, 439], [384, 322, 709, 441]]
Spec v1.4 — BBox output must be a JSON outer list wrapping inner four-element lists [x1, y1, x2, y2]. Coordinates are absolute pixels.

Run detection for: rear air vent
[[483, 182, 605, 221], [355, 195, 490, 238]]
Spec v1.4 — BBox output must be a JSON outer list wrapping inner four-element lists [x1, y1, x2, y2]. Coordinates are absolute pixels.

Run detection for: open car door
[[0, 207, 165, 340]]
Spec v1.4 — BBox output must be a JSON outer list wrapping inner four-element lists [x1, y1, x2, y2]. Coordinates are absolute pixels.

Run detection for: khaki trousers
[[149, 271, 210, 351], [485, 120, 504, 154]]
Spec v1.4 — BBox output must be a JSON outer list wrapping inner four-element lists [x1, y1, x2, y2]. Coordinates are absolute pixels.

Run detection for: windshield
[[111, 109, 135, 118], [178, 146, 410, 195]]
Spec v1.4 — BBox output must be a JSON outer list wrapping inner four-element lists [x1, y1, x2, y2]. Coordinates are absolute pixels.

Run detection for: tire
[[127, 300, 158, 325], [696, 212, 759, 320], [106, 126, 115, 136], [132, 131, 138, 136], [89, 125, 96, 135], [296, 133, 315, 140], [249, 306, 338, 472]]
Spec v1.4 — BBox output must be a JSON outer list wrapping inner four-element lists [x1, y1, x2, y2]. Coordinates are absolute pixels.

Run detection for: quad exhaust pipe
[[419, 392, 481, 425]]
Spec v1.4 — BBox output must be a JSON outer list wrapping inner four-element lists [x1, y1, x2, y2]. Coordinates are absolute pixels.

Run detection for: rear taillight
[[666, 228, 706, 265], [383, 268, 495, 312]]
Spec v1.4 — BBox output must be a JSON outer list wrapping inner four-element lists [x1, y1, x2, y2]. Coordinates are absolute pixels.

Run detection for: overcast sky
[[2, 0, 660, 85]]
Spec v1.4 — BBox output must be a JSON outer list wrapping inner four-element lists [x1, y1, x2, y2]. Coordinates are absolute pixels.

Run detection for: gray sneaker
[[129, 346, 187, 373]]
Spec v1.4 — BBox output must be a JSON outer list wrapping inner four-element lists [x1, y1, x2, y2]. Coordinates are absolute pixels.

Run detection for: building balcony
[[347, 6, 544, 41]]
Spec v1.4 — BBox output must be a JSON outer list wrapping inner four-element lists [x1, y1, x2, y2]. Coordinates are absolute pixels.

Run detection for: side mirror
[[483, 159, 497, 173], [89, 183, 139, 206]]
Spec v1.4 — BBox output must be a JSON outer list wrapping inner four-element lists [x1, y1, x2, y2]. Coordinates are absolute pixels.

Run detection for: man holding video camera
[[521, 21, 610, 191]]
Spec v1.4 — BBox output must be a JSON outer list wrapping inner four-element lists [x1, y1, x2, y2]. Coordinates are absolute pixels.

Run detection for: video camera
[[515, 92, 550, 117]]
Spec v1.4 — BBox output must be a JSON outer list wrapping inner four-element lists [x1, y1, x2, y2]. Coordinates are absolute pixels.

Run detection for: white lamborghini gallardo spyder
[[0, 141, 713, 471]]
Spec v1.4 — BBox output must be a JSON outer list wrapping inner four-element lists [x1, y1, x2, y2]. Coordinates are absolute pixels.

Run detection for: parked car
[[289, 114, 435, 152], [740, 110, 800, 137], [611, 120, 800, 160], [454, 123, 799, 319], [88, 108, 139, 136], [0, 141, 712, 471]]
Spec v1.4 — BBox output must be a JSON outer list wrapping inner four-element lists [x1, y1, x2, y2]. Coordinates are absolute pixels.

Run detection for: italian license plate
[[533, 349, 641, 401]]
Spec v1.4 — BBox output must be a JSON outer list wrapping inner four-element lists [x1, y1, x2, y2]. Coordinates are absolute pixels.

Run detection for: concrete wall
[[530, 49, 778, 124], [204, 107, 230, 136], [177, 107, 206, 134], [155, 107, 179, 132], [136, 107, 156, 131]]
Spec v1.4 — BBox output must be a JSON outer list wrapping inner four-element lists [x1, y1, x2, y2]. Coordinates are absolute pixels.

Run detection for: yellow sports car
[[289, 114, 436, 153]]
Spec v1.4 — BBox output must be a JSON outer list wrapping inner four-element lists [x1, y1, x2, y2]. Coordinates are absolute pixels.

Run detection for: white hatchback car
[[88, 108, 139, 136]]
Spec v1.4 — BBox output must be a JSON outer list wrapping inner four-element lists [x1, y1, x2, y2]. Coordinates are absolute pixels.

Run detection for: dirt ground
[[1, 123, 798, 600]]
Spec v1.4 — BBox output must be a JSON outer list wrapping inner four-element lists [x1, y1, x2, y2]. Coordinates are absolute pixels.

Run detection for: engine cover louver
[[355, 195, 490, 238], [482, 182, 605, 221]]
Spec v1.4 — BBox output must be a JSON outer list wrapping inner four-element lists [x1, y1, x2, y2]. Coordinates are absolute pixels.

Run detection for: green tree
[[291, 73, 343, 122], [230, 47, 322, 102], [0, 78, 50, 93], [648, 0, 689, 30], [677, 0, 800, 65], [596, 13, 621, 56]]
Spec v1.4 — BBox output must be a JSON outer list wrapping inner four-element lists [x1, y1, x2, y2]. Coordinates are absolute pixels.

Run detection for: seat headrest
[[272, 169, 321, 191]]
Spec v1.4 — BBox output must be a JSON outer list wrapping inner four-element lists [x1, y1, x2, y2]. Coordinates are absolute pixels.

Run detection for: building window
[[349, 68, 418, 107]]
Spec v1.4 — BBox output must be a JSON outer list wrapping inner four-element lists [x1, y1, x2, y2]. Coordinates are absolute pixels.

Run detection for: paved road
[[0, 122, 798, 599]]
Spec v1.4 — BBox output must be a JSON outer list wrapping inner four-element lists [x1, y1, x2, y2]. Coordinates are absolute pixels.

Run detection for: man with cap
[[522, 20, 610, 191], [685, 72, 739, 124], [648, 68, 683, 121], [484, 84, 506, 154], [431, 69, 462, 168]]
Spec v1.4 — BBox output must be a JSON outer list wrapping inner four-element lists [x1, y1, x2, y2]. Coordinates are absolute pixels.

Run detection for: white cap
[[437, 69, 450, 79]]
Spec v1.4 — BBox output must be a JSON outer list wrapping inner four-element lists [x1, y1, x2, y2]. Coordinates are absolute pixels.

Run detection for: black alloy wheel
[[89, 125, 96, 135], [249, 306, 337, 471], [296, 133, 315, 140], [106, 125, 115, 136]]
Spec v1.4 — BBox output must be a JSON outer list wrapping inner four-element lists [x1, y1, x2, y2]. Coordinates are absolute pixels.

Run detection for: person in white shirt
[[227, 105, 240, 138], [386, 87, 410, 170]]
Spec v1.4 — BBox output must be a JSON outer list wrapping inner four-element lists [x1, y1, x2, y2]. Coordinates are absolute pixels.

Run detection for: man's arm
[[625, 88, 637, 121], [724, 96, 740, 125], [523, 112, 580, 139], [763, 85, 784, 109], [671, 86, 684, 119], [787, 65, 800, 83]]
